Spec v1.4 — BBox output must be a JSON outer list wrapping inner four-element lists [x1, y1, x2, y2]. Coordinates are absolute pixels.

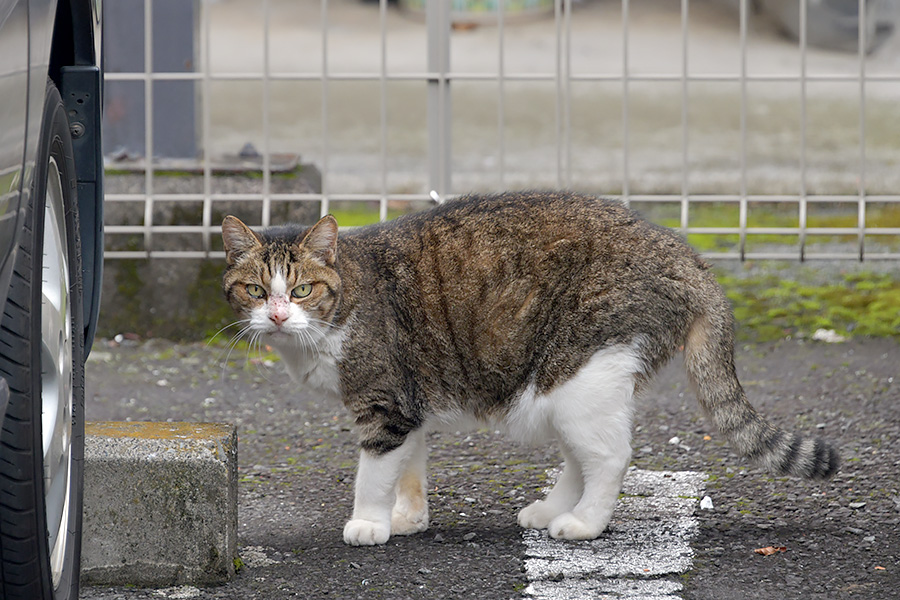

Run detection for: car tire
[[0, 80, 84, 600]]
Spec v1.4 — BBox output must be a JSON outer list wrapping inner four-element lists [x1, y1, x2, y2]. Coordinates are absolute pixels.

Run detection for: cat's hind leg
[[344, 431, 422, 546], [546, 439, 631, 540], [390, 429, 430, 535], [543, 344, 641, 540], [517, 442, 583, 530]]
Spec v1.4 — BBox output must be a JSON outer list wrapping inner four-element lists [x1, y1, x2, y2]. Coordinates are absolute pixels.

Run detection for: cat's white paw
[[391, 503, 429, 536], [517, 500, 560, 530], [548, 512, 605, 540], [343, 519, 391, 546], [391, 508, 429, 536]]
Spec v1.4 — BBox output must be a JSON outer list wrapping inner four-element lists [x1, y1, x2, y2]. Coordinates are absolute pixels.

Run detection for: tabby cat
[[221, 191, 838, 546]]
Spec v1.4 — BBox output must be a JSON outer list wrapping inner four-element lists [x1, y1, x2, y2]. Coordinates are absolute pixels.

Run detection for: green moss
[[105, 164, 312, 179], [98, 257, 238, 341], [99, 217, 898, 345], [98, 240, 146, 337], [188, 260, 238, 339], [718, 269, 900, 342]]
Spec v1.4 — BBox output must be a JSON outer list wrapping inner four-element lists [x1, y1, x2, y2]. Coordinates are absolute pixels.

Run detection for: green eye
[[291, 283, 313, 299], [247, 284, 266, 299]]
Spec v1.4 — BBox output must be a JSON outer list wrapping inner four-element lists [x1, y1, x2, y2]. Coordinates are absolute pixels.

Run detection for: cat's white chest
[[270, 327, 346, 400]]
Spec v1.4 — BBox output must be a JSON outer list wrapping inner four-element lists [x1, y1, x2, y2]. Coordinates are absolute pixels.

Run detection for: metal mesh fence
[[102, 0, 900, 261]]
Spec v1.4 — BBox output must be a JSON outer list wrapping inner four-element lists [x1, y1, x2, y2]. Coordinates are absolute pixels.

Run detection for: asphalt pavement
[[79, 334, 899, 600]]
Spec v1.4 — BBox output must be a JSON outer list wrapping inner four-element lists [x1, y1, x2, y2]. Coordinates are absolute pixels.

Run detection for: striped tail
[[682, 291, 839, 479]]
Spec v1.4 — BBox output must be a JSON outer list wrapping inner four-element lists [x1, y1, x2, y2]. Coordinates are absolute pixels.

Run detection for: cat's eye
[[291, 283, 313, 299], [246, 284, 266, 299]]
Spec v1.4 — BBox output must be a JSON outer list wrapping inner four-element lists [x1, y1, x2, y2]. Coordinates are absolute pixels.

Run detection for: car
[[0, 0, 103, 598]]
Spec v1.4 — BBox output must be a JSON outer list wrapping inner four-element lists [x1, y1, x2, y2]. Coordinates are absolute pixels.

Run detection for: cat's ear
[[222, 216, 262, 265], [300, 215, 339, 267]]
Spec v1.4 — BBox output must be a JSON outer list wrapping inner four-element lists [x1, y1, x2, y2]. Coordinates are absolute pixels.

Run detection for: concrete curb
[[81, 422, 238, 587]]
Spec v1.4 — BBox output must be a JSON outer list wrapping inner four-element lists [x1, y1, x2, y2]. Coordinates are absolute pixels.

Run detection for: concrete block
[[81, 422, 238, 587]]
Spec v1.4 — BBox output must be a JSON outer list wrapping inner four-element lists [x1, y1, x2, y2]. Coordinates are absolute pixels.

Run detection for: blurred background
[[97, 0, 900, 338]]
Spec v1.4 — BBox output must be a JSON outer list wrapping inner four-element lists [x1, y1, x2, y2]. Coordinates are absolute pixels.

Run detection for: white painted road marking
[[523, 468, 706, 599]]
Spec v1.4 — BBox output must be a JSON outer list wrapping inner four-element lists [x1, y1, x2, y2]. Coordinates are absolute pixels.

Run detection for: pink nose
[[268, 298, 290, 326]]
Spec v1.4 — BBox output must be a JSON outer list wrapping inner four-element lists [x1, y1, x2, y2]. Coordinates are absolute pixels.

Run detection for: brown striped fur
[[222, 191, 839, 479]]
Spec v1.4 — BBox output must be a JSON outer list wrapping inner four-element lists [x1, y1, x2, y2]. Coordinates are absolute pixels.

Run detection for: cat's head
[[221, 215, 341, 344]]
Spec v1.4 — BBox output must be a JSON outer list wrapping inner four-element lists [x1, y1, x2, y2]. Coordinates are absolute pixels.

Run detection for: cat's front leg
[[343, 432, 420, 546], [390, 429, 429, 535]]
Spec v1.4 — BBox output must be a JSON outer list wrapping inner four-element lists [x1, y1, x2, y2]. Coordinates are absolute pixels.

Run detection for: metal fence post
[[426, 0, 452, 196]]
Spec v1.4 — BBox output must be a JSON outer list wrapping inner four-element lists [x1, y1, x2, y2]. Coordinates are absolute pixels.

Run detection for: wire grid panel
[[102, 0, 900, 260]]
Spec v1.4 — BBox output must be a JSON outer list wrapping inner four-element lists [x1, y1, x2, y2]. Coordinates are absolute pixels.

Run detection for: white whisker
[[217, 321, 255, 378], [207, 319, 250, 347], [307, 316, 336, 330]]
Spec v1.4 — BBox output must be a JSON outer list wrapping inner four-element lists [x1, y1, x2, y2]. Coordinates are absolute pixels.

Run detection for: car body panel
[[61, 0, 104, 354], [61, 64, 103, 351], [0, 0, 29, 307], [0, 7, 102, 543], [0, 0, 103, 357]]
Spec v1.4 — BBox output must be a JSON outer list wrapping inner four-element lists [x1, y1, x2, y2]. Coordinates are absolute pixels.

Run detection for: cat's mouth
[[264, 326, 310, 344]]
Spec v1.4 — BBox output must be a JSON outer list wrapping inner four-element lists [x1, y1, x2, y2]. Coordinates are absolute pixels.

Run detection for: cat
[[221, 191, 839, 546]]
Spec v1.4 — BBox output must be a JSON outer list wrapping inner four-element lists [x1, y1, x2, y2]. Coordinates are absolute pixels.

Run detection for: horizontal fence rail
[[102, 0, 900, 261]]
